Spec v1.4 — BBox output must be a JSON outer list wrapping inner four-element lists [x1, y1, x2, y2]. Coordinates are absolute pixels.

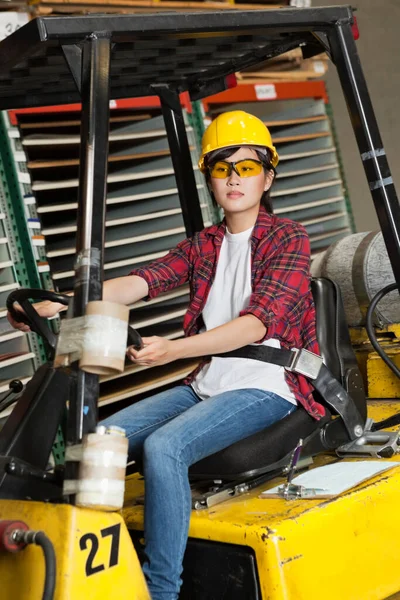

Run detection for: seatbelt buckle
[[287, 348, 323, 380]]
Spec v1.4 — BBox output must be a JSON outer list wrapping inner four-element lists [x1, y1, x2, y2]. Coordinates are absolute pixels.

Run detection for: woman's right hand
[[7, 300, 66, 333]]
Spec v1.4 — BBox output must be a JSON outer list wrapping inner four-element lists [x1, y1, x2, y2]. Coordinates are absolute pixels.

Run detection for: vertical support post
[[156, 85, 204, 237], [66, 34, 111, 450], [328, 22, 400, 288]]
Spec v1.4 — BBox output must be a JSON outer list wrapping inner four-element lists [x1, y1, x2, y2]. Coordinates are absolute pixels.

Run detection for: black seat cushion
[[189, 406, 331, 480]]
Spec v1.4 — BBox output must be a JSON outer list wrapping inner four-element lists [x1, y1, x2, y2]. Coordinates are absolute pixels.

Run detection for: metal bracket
[[150, 83, 180, 112], [62, 44, 83, 93], [277, 482, 328, 500], [336, 419, 400, 458], [193, 482, 247, 510], [192, 455, 314, 509], [309, 31, 331, 58]]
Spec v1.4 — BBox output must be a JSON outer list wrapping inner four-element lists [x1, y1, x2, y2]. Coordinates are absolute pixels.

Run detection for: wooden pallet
[[238, 51, 329, 83], [31, 0, 289, 14]]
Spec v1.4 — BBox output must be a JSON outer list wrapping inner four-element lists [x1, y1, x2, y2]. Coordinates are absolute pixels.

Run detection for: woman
[[8, 110, 324, 599]]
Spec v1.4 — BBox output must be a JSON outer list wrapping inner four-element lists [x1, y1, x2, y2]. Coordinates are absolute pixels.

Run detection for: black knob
[[6, 461, 17, 474], [9, 380, 23, 393]]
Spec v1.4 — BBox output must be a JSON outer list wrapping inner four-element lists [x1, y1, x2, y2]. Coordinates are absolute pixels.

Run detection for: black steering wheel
[[7, 288, 143, 355]]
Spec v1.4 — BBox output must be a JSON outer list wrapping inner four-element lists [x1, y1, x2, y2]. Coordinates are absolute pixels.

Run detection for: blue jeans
[[101, 385, 295, 600]]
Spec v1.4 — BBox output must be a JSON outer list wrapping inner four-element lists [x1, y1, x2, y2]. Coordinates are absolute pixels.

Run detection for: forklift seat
[[189, 277, 368, 481]]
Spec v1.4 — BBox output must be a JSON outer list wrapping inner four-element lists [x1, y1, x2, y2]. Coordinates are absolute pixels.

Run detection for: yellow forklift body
[[351, 324, 400, 398], [368, 353, 400, 398], [0, 500, 150, 600], [0, 410, 399, 600], [122, 401, 400, 600]]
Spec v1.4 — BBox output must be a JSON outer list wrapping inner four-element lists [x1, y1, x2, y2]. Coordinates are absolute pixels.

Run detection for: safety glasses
[[208, 159, 264, 179]]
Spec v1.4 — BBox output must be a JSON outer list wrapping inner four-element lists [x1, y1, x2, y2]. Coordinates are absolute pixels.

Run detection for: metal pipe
[[328, 22, 400, 290], [66, 34, 111, 449], [156, 86, 204, 237], [75, 34, 111, 310]]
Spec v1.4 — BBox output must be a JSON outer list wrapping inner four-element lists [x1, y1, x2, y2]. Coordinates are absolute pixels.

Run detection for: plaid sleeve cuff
[[129, 267, 161, 301], [239, 304, 276, 342]]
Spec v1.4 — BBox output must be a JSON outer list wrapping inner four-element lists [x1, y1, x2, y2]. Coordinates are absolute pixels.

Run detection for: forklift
[[0, 5, 400, 599]]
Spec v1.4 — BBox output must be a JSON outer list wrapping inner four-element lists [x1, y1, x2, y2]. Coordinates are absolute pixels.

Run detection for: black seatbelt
[[215, 345, 364, 441]]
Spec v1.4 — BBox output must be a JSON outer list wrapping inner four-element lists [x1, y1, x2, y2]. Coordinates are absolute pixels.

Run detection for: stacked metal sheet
[[265, 99, 352, 255], [6, 107, 210, 410], [0, 122, 45, 406], [0, 214, 37, 395], [2, 95, 352, 413]]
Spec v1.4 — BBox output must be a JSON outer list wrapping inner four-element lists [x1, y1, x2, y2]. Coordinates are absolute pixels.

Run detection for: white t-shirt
[[191, 225, 297, 405]]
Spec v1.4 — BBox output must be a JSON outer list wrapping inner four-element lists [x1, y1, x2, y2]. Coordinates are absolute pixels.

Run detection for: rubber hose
[[365, 282, 400, 379], [366, 282, 400, 431], [34, 532, 56, 600]]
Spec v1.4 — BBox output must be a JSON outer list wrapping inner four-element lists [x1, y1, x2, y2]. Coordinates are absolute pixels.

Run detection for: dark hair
[[203, 146, 276, 214]]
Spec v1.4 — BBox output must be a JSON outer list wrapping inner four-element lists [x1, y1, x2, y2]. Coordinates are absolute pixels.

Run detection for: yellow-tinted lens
[[210, 161, 231, 178], [209, 159, 263, 179], [235, 159, 263, 177]]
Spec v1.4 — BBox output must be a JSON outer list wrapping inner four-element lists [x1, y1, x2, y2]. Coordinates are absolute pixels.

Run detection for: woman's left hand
[[127, 336, 178, 366]]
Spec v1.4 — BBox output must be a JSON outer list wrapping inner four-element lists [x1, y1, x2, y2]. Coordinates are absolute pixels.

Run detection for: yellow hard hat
[[198, 110, 279, 172]]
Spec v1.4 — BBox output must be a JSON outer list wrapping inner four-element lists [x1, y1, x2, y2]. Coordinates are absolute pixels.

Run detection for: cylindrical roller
[[311, 231, 400, 326]]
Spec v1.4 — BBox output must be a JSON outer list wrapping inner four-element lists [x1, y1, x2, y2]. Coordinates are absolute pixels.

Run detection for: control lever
[[7, 289, 70, 352], [127, 325, 144, 351], [0, 380, 24, 415]]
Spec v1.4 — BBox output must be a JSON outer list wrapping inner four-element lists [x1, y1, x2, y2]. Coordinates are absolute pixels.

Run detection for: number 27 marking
[[79, 523, 121, 577]]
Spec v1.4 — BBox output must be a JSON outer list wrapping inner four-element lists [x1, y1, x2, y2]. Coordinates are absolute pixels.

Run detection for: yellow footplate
[[0, 500, 150, 600]]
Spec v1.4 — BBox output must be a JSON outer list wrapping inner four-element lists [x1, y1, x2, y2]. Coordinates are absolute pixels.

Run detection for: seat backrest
[[312, 277, 367, 421]]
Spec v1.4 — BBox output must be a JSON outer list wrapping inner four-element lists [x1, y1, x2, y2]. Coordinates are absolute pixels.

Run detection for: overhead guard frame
[[0, 6, 398, 466]]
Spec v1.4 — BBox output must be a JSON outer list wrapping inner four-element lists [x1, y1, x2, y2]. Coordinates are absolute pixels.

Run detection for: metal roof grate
[[0, 7, 353, 109]]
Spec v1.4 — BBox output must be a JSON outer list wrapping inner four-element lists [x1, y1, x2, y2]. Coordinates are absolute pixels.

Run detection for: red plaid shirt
[[131, 206, 325, 419]]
